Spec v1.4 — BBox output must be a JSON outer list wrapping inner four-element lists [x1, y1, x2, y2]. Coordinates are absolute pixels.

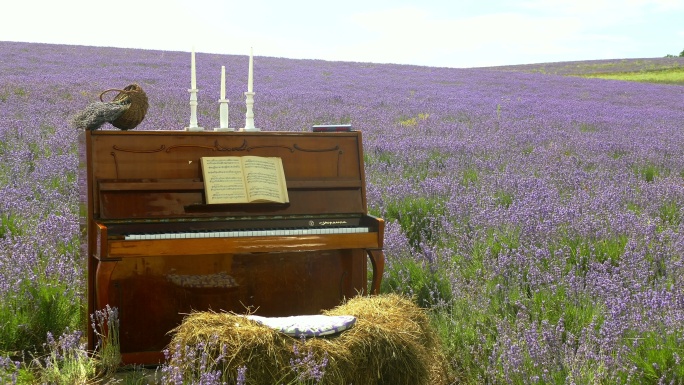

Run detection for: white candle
[[247, 47, 253, 92], [220, 66, 226, 99], [191, 49, 197, 90]]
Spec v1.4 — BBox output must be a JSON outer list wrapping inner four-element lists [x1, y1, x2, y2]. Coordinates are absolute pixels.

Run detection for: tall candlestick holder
[[186, 88, 203, 131], [242, 91, 259, 131], [214, 98, 233, 131]]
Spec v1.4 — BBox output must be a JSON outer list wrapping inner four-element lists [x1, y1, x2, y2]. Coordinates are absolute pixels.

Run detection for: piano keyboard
[[124, 227, 370, 240]]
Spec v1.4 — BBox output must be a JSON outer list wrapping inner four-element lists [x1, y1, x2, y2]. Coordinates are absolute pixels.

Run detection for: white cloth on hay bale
[[243, 314, 356, 337]]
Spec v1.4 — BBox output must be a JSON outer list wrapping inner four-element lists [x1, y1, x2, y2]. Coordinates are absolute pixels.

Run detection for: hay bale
[[167, 294, 449, 385]]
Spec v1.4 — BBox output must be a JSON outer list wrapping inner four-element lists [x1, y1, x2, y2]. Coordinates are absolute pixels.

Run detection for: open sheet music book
[[201, 156, 289, 204]]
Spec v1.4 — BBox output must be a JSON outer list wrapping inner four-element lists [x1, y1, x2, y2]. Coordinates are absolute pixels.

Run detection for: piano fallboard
[[100, 214, 370, 237]]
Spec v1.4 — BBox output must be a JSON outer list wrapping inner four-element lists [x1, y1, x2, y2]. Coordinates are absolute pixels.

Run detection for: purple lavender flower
[[0, 355, 20, 385], [289, 337, 328, 383], [236, 366, 247, 385]]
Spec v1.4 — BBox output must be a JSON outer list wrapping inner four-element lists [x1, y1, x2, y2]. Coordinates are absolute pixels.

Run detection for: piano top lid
[[82, 130, 369, 220]]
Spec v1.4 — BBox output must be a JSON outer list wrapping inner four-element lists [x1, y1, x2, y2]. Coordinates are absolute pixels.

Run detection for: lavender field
[[2, 41, 684, 384]]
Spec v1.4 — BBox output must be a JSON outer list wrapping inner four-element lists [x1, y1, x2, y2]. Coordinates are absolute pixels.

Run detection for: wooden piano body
[[82, 130, 384, 364]]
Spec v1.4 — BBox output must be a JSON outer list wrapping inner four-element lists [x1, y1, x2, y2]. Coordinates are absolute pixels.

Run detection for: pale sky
[[2, 0, 683, 68]]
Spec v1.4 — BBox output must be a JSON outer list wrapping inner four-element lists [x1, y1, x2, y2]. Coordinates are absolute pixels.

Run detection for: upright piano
[[81, 130, 385, 364]]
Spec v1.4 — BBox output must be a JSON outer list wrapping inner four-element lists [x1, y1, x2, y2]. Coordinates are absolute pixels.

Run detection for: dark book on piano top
[[312, 124, 352, 132], [201, 155, 289, 204]]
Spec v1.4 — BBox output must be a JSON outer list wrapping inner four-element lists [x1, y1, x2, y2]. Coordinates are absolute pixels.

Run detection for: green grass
[[626, 330, 684, 384], [429, 302, 493, 385], [0, 305, 121, 385], [383, 196, 445, 249], [381, 256, 453, 308], [633, 162, 669, 182], [658, 200, 682, 228], [581, 67, 684, 85], [494, 190, 514, 208], [0, 281, 82, 354]]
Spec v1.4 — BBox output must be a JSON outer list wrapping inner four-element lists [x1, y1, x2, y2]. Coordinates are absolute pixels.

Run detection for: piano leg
[[92, 259, 117, 353], [367, 249, 385, 295], [95, 260, 117, 316]]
